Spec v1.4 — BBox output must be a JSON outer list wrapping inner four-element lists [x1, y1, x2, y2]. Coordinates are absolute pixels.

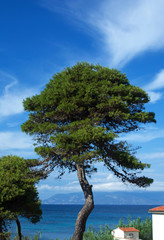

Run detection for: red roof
[[149, 206, 164, 212], [119, 227, 139, 232]]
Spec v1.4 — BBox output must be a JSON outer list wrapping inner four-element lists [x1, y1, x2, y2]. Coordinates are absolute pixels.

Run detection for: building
[[149, 205, 164, 240], [111, 227, 139, 240]]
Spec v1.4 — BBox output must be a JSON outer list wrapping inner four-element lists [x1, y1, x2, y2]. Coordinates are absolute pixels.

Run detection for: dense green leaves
[[21, 62, 155, 186], [0, 155, 42, 235], [0, 156, 36, 202]]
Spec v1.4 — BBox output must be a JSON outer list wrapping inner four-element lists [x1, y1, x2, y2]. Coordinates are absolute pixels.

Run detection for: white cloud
[[38, 184, 81, 192], [0, 92, 29, 117], [93, 181, 128, 192], [38, 173, 145, 194], [38, 174, 164, 194], [119, 129, 164, 143], [92, 174, 142, 192], [40, 0, 164, 67], [0, 131, 36, 158], [0, 132, 33, 150], [145, 69, 164, 91], [40, 1, 164, 104], [147, 181, 164, 191], [38, 184, 55, 190], [0, 71, 37, 117], [146, 91, 162, 103], [143, 69, 164, 103], [89, 0, 164, 67]]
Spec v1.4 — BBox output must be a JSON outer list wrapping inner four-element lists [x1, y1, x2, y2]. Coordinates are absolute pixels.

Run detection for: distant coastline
[[42, 191, 164, 205]]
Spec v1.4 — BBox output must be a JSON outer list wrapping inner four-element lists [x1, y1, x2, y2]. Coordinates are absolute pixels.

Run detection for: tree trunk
[[15, 217, 22, 240], [72, 163, 94, 240]]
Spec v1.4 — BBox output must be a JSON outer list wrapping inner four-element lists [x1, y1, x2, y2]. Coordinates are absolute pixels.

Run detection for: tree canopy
[[0, 155, 42, 239], [21, 62, 155, 186]]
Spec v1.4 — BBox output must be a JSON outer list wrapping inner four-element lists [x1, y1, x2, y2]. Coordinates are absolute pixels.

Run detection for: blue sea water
[[10, 205, 154, 240]]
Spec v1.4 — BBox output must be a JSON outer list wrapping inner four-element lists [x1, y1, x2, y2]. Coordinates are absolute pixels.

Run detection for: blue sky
[[1, 0, 164, 200]]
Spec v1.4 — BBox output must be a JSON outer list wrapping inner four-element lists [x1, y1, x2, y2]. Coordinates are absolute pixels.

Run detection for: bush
[[83, 225, 113, 240], [117, 216, 152, 240], [10, 232, 42, 240]]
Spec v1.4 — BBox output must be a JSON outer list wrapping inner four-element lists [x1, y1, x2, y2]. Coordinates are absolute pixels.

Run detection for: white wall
[[112, 228, 124, 238], [152, 213, 164, 240]]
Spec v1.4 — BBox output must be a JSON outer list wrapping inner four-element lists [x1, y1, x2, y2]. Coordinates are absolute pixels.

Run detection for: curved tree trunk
[[15, 217, 22, 240], [72, 163, 94, 240]]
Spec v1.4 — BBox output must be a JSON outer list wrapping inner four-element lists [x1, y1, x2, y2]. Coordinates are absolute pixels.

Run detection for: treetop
[[21, 62, 155, 187]]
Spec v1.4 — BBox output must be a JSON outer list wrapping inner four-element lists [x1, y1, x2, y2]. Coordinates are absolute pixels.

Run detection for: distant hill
[[42, 191, 164, 205]]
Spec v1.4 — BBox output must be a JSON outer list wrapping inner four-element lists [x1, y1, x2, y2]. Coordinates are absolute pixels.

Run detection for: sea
[[9, 204, 155, 240]]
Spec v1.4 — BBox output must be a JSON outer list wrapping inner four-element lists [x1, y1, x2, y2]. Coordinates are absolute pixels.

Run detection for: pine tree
[[21, 62, 155, 240]]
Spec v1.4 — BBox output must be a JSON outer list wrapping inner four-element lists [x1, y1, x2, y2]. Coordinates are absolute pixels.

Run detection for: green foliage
[[83, 225, 113, 240], [0, 232, 11, 240], [117, 216, 152, 240], [12, 232, 42, 240], [0, 155, 42, 234], [21, 62, 156, 185], [0, 156, 37, 202]]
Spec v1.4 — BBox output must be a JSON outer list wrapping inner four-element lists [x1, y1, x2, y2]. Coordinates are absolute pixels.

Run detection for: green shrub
[[117, 216, 152, 240], [11, 232, 42, 240], [83, 225, 113, 240]]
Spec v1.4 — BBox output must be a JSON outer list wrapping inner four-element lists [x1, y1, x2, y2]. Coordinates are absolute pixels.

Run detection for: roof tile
[[149, 206, 164, 212], [119, 227, 139, 232]]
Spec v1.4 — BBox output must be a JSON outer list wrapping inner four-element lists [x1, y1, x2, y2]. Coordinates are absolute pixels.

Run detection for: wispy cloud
[[147, 181, 164, 191], [40, 0, 164, 67], [146, 91, 162, 103], [119, 128, 164, 143], [0, 71, 37, 117], [145, 70, 164, 91], [0, 71, 18, 93], [38, 173, 149, 195], [0, 131, 36, 158], [38, 173, 164, 196], [0, 132, 33, 150], [143, 69, 164, 103], [38, 184, 81, 192], [89, 0, 164, 67], [93, 181, 130, 192]]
